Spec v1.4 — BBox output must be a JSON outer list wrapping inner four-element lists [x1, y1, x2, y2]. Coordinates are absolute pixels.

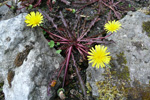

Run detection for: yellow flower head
[[87, 45, 111, 68], [25, 11, 43, 28], [104, 20, 121, 33]]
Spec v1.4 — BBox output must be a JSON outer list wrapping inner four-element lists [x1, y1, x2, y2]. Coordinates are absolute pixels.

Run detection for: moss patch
[[116, 52, 127, 65], [110, 52, 130, 81], [142, 21, 150, 37], [0, 82, 4, 100], [131, 41, 148, 51], [96, 69, 127, 100], [126, 82, 150, 100]]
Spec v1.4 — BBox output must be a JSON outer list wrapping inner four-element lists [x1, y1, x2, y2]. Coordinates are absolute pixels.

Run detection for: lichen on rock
[[142, 21, 150, 37], [110, 52, 130, 81]]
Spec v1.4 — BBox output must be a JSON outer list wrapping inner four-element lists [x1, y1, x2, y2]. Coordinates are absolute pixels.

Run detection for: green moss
[[110, 52, 130, 81], [0, 82, 4, 87], [126, 85, 150, 100], [0, 82, 4, 92], [143, 10, 150, 15], [131, 41, 148, 50], [96, 69, 127, 100], [142, 21, 150, 37], [116, 52, 127, 65], [86, 82, 92, 92], [111, 66, 130, 81]]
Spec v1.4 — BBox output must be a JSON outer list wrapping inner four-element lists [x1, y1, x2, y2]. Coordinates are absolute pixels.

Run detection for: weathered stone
[[86, 11, 150, 97], [0, 13, 64, 100], [86, 64, 105, 96], [0, 1, 15, 21]]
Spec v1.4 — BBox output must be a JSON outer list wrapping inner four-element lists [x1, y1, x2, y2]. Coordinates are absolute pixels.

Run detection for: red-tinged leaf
[[47, 0, 52, 11], [62, 46, 72, 87], [72, 54, 87, 99], [40, 26, 69, 41], [107, 10, 112, 21], [59, 11, 68, 28], [58, 27, 65, 31], [78, 15, 99, 40], [73, 0, 97, 10], [114, 11, 122, 19], [57, 58, 67, 79], [33, 0, 41, 7]]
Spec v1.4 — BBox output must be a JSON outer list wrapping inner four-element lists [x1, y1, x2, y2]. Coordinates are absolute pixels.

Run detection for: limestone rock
[[86, 11, 150, 97], [0, 1, 14, 21], [0, 13, 63, 100], [108, 11, 150, 85]]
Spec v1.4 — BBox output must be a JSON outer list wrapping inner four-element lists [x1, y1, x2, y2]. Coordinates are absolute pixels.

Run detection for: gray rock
[[86, 64, 105, 96], [86, 11, 150, 97], [0, 13, 64, 100], [0, 1, 14, 21]]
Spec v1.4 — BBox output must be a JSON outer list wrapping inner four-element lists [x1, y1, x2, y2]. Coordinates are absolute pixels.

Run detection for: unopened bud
[[57, 88, 65, 100]]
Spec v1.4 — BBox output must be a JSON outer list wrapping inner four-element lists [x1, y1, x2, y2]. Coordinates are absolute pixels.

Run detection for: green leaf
[[128, 4, 131, 8], [72, 9, 76, 13], [48, 40, 55, 48], [40, 24, 43, 27], [56, 50, 62, 54], [43, 30, 46, 35], [28, 4, 33, 10], [87, 91, 90, 94], [11, 6, 15, 10], [56, 42, 60, 46]]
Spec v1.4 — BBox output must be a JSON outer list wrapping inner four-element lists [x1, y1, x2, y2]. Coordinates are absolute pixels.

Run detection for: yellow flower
[[104, 20, 121, 33], [87, 45, 111, 68], [25, 11, 43, 28]]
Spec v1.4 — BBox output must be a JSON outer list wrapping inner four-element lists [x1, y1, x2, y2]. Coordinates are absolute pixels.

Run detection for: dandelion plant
[[24, 10, 121, 98]]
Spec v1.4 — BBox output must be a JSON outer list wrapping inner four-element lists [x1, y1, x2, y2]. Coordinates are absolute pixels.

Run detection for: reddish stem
[[40, 26, 69, 41], [62, 46, 72, 87], [75, 0, 98, 12], [71, 54, 87, 99], [80, 33, 112, 42], [5, 4, 11, 8], [33, 0, 42, 8], [78, 16, 99, 41], [78, 47, 88, 55], [77, 48, 85, 58], [57, 58, 67, 79]]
